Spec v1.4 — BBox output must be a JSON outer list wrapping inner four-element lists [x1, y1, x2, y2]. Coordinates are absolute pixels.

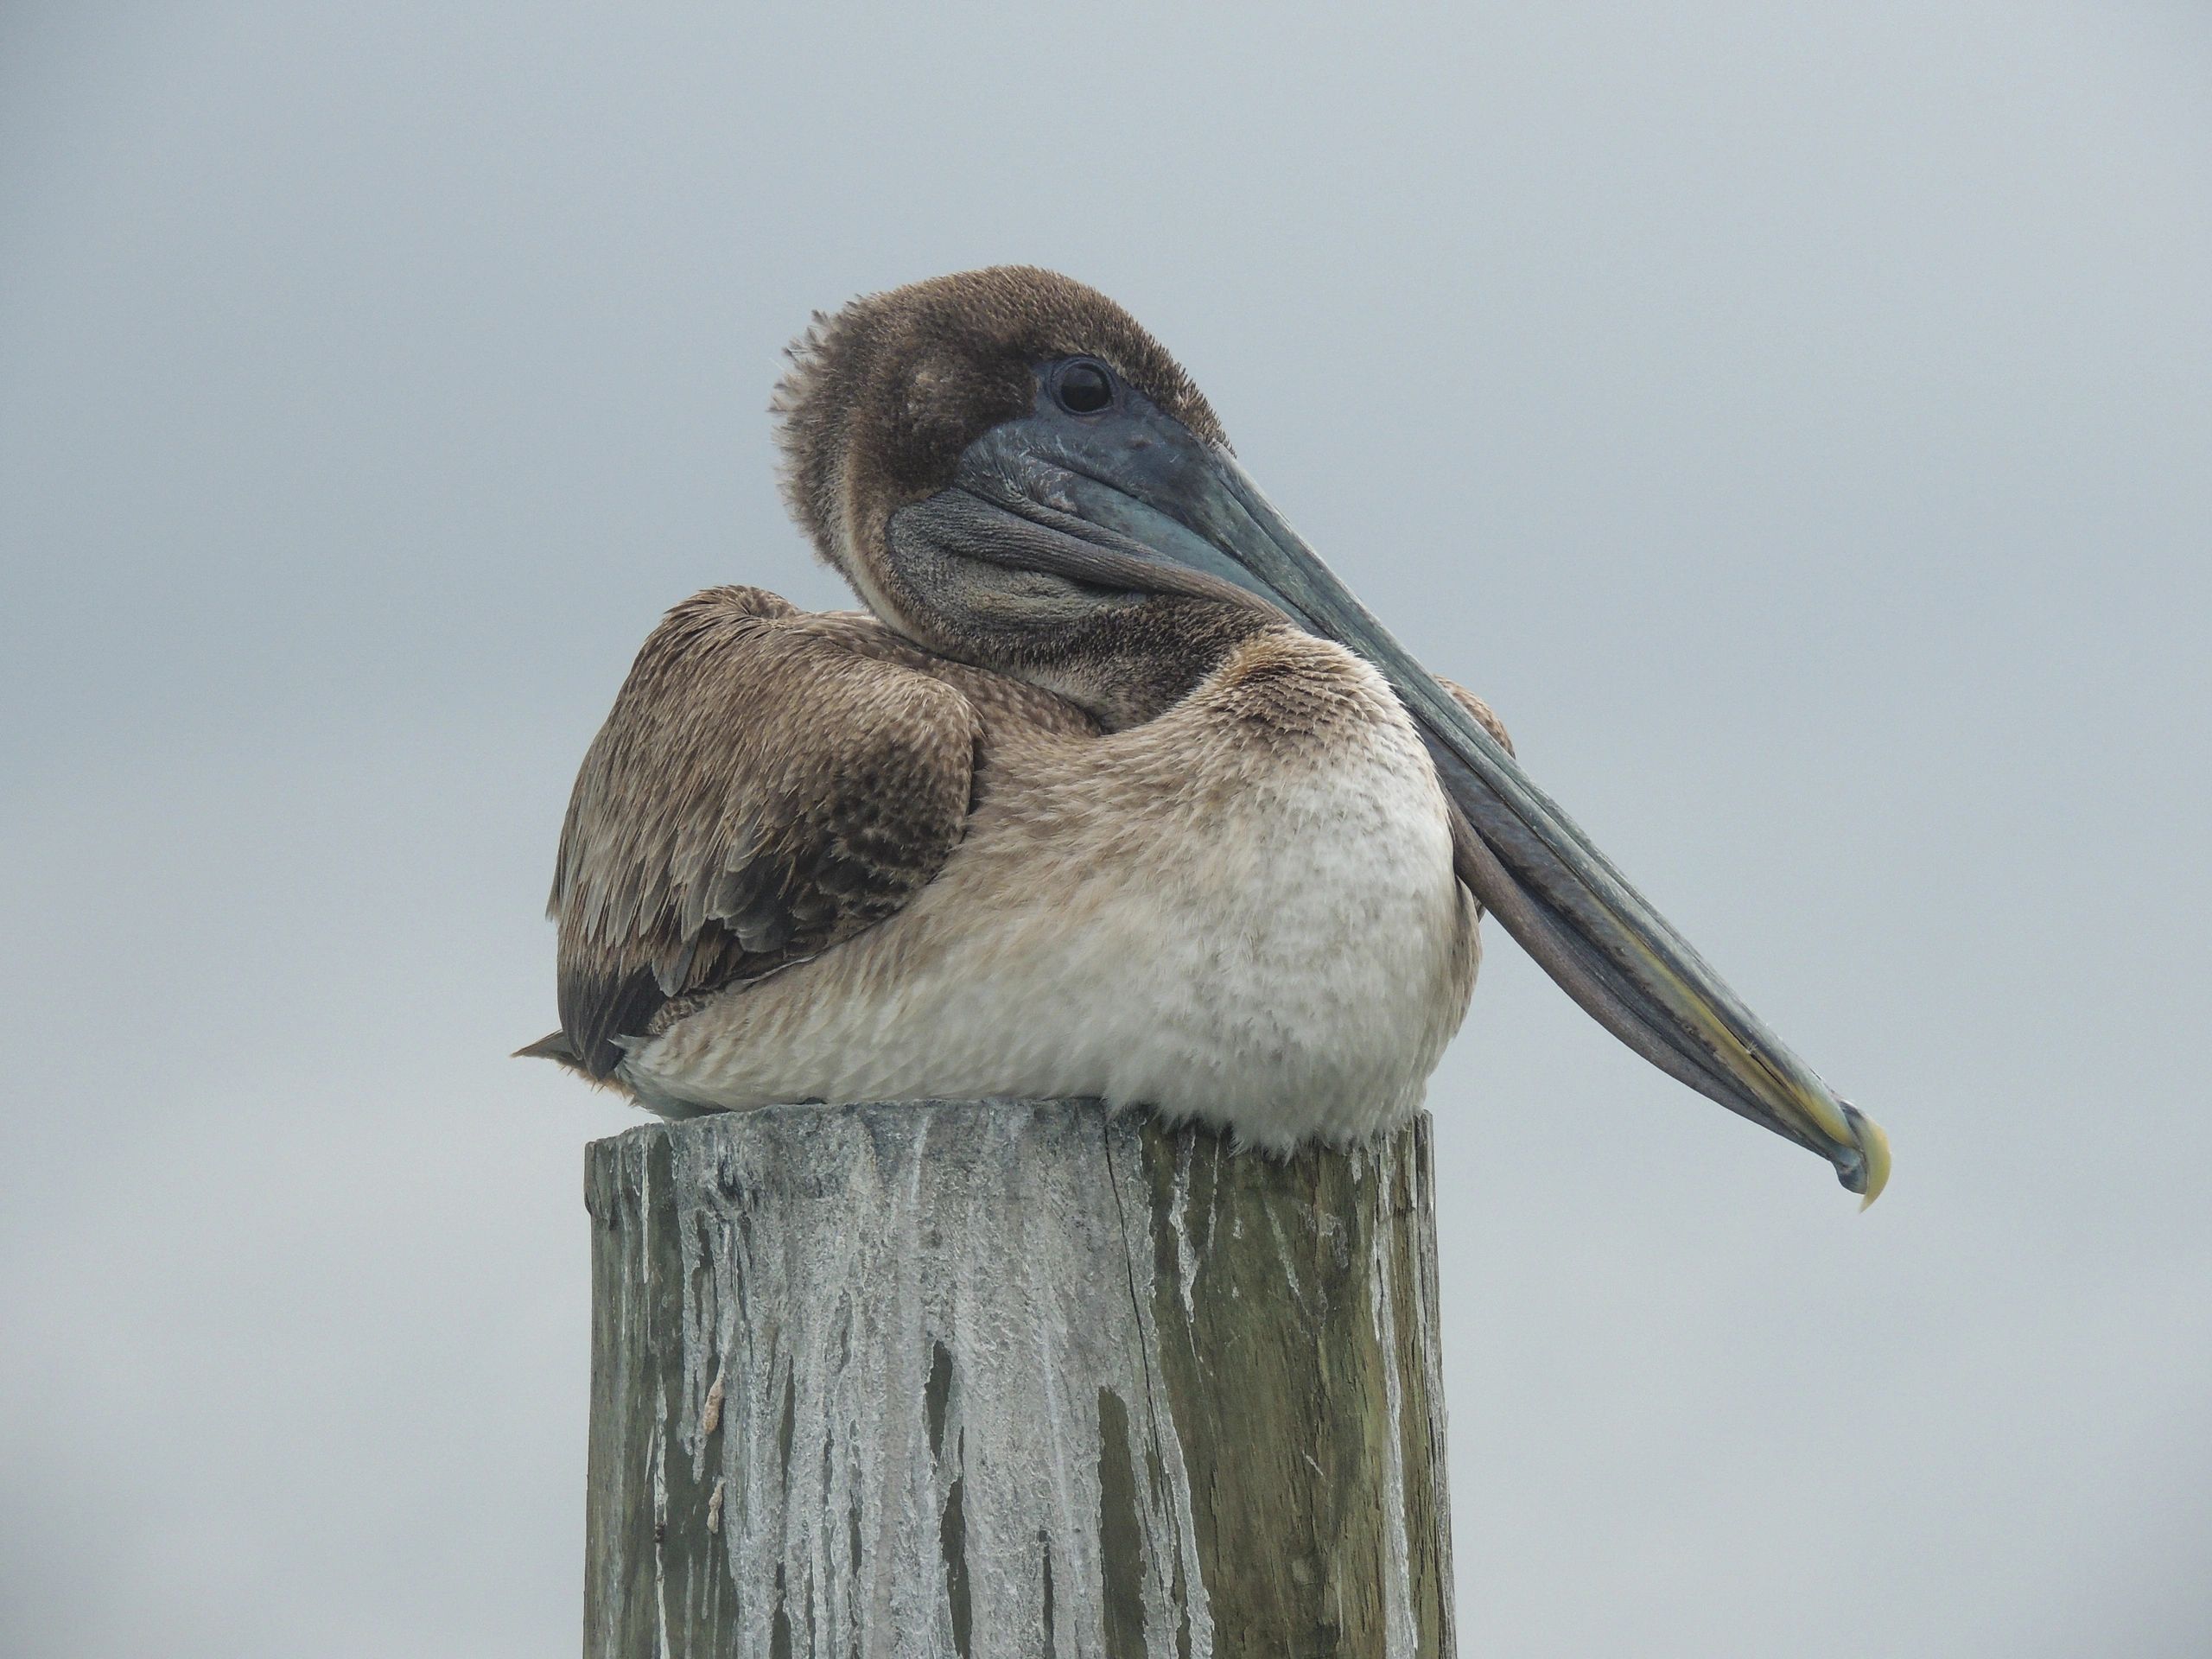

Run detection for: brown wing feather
[[1434, 677, 1512, 915], [548, 586, 985, 1077], [1437, 677, 1512, 757]]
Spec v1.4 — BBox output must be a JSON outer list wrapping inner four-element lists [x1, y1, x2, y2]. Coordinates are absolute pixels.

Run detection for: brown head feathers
[[772, 267, 1225, 578]]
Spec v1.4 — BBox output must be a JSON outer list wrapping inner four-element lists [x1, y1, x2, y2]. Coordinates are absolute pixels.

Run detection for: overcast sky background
[[3, 4, 2208, 1656]]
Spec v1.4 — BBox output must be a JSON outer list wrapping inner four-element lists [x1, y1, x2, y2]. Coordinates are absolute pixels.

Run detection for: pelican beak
[[931, 388, 1891, 1205]]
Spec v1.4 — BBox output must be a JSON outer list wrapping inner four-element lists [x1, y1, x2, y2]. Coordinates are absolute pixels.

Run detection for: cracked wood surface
[[583, 1101, 1455, 1658]]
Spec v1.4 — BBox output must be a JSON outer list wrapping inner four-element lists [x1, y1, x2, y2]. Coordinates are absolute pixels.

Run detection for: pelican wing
[[1438, 678, 1511, 757], [546, 586, 984, 1077], [1433, 678, 1511, 916]]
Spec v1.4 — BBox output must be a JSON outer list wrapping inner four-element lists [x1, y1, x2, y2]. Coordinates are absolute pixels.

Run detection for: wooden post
[[582, 1099, 1455, 1658]]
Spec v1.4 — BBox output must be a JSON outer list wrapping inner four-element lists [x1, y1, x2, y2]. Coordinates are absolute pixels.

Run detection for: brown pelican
[[524, 267, 1890, 1204]]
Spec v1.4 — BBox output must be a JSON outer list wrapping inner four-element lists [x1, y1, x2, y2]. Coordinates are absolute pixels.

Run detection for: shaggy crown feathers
[[771, 266, 1225, 573]]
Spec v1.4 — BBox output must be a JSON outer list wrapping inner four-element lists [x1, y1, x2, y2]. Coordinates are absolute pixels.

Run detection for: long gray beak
[[938, 396, 1891, 1205]]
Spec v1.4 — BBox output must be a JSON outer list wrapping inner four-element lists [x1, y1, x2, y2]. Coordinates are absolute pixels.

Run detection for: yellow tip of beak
[[1853, 1112, 1892, 1211]]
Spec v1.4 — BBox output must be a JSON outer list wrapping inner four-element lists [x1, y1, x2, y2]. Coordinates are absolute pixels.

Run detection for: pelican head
[[773, 266, 1890, 1205]]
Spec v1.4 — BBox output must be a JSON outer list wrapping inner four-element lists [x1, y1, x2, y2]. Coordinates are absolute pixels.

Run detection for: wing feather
[[548, 586, 983, 1077], [1437, 677, 1512, 757]]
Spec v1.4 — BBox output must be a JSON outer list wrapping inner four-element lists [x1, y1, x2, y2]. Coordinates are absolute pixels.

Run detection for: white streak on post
[[1167, 1135, 1200, 1323], [1365, 1147, 1418, 1659]]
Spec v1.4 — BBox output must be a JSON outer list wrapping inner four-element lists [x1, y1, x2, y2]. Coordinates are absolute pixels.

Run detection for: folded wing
[[547, 587, 984, 1076]]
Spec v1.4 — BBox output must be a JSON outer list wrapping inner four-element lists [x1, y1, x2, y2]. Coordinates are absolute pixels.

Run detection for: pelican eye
[[1053, 360, 1114, 415]]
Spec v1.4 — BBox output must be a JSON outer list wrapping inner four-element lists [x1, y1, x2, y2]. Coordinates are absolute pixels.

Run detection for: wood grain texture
[[582, 1101, 1455, 1658]]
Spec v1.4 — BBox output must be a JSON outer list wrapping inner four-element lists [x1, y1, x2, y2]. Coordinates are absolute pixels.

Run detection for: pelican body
[[531, 268, 1888, 1198]]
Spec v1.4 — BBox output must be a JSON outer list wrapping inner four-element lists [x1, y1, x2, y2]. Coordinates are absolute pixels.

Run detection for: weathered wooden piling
[[582, 1099, 1455, 1658]]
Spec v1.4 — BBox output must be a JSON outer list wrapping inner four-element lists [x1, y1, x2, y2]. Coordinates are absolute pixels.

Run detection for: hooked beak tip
[[1840, 1103, 1891, 1211]]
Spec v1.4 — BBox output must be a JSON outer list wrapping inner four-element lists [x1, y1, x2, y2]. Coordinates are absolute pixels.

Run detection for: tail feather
[[513, 1029, 581, 1066]]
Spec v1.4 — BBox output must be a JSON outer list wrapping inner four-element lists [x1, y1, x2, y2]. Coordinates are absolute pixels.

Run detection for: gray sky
[[3, 3, 2209, 1654]]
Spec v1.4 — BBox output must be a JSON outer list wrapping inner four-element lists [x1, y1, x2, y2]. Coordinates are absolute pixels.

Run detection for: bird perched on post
[[523, 267, 1888, 1204]]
